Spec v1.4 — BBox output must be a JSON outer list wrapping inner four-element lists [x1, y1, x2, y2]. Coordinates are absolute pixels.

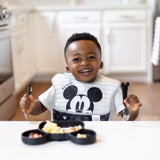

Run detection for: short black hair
[[64, 32, 101, 56]]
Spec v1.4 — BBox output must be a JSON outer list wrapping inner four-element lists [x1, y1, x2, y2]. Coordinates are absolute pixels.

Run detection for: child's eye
[[88, 56, 96, 60], [73, 58, 81, 62]]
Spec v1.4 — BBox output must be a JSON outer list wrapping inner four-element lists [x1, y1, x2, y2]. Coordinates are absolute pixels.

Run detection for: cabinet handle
[[119, 15, 135, 19], [73, 16, 89, 21], [17, 36, 25, 54]]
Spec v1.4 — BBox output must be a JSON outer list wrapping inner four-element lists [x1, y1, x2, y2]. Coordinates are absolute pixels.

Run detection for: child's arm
[[119, 95, 142, 120], [20, 94, 47, 115]]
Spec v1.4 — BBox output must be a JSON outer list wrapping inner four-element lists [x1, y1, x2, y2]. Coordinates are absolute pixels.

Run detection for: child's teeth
[[82, 70, 90, 73]]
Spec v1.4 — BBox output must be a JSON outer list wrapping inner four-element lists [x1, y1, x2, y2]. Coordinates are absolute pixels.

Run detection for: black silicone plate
[[38, 121, 84, 141], [69, 129, 96, 145], [21, 129, 48, 145]]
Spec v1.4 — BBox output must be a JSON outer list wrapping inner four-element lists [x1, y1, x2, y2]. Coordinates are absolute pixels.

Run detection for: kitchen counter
[[8, 6, 33, 14], [34, 4, 151, 11], [0, 121, 160, 160]]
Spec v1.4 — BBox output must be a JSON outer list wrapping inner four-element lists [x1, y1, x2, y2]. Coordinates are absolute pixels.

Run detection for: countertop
[[0, 121, 160, 160], [33, 4, 151, 11]]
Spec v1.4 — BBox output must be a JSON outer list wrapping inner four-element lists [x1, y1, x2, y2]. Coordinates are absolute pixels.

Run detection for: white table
[[0, 121, 160, 160]]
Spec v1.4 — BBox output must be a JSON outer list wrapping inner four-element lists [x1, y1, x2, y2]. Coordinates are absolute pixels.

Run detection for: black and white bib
[[39, 73, 124, 121]]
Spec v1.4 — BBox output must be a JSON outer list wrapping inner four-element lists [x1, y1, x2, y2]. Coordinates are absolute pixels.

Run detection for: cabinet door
[[33, 12, 62, 73], [103, 23, 147, 74], [11, 13, 35, 92], [12, 28, 31, 91]]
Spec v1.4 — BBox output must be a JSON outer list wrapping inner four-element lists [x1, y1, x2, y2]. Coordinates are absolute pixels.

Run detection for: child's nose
[[81, 59, 90, 66]]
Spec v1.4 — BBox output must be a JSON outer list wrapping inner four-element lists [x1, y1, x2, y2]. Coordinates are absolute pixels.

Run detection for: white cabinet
[[32, 11, 62, 74], [57, 9, 152, 82], [11, 13, 35, 92], [11, 8, 151, 84], [102, 10, 151, 81], [103, 23, 147, 73]]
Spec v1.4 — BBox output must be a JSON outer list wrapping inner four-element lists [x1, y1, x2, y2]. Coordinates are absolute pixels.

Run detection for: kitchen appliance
[[0, 5, 16, 120], [0, 5, 11, 28]]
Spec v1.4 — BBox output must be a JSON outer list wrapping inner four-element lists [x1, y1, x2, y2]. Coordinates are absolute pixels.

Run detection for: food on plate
[[66, 126, 82, 133], [76, 133, 87, 138], [42, 121, 63, 133], [29, 133, 42, 138], [42, 120, 82, 134]]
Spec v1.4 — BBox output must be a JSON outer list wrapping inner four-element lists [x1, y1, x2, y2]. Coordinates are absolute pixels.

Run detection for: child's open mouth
[[79, 69, 92, 76]]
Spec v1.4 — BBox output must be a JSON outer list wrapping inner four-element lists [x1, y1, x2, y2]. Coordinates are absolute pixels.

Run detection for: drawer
[[0, 95, 17, 120], [103, 10, 148, 22], [12, 14, 28, 28], [58, 11, 101, 22], [0, 77, 14, 104], [17, 14, 28, 26]]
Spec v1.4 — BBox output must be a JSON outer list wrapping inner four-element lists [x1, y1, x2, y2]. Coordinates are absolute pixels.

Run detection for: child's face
[[65, 40, 103, 83]]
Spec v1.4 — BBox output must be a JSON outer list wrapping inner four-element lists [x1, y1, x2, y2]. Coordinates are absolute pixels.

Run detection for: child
[[20, 33, 141, 121]]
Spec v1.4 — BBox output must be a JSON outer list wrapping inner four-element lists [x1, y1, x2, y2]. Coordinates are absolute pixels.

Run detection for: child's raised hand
[[20, 94, 34, 114], [123, 94, 142, 111]]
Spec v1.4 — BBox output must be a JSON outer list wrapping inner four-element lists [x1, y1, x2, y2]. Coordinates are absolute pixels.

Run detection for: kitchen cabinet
[[32, 11, 62, 75], [10, 6, 151, 83], [102, 9, 152, 82], [11, 12, 35, 92], [56, 9, 152, 82]]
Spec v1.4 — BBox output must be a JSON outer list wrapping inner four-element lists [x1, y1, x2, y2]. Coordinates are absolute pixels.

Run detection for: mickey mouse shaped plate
[[21, 121, 96, 145]]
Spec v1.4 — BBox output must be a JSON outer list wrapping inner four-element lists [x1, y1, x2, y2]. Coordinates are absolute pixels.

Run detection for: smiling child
[[20, 33, 141, 121]]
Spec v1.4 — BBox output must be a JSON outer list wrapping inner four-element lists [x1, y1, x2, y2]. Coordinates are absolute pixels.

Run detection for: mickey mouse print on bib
[[63, 85, 102, 114]]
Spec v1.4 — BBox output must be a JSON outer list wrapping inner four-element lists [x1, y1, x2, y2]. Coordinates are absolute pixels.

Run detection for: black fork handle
[[28, 83, 32, 96], [121, 82, 129, 100], [121, 82, 130, 116]]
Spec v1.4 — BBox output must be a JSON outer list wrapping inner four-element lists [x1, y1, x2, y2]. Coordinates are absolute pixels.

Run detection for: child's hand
[[20, 94, 34, 114], [123, 94, 142, 111]]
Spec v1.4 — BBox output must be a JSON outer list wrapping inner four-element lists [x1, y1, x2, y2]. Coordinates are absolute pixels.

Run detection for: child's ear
[[65, 66, 70, 72], [100, 61, 103, 69]]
